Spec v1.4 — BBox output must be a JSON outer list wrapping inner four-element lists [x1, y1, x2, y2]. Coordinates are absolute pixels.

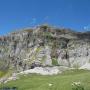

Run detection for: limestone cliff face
[[0, 25, 90, 71]]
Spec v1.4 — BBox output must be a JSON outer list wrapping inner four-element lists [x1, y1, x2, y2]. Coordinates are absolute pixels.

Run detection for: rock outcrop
[[0, 25, 90, 72]]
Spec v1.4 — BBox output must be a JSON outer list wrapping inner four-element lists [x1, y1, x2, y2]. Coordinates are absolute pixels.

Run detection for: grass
[[0, 71, 7, 78], [0, 69, 90, 90], [0, 69, 13, 78]]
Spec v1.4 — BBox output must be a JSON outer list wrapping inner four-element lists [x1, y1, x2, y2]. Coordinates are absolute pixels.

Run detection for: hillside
[[0, 25, 90, 72]]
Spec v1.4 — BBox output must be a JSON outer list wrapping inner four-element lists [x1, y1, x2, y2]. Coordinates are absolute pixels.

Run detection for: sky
[[0, 0, 90, 35]]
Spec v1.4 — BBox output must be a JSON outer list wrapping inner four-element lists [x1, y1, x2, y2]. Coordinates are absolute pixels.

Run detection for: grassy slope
[[1, 70, 90, 90]]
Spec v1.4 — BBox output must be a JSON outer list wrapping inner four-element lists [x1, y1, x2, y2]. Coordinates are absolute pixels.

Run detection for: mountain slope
[[0, 25, 90, 72]]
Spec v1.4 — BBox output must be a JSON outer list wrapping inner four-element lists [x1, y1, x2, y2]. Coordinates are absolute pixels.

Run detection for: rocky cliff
[[0, 25, 90, 72]]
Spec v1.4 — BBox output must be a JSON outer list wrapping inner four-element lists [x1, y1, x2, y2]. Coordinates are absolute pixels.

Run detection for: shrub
[[52, 58, 59, 66], [72, 82, 84, 90]]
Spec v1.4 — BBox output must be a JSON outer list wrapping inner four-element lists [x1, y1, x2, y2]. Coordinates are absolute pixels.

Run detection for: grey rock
[[0, 25, 90, 72]]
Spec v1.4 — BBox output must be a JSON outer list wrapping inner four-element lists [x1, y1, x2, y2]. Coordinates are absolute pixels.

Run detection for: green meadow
[[0, 69, 90, 90]]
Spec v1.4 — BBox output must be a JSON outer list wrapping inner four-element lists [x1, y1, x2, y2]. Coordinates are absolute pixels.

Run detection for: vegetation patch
[[41, 55, 47, 63], [52, 58, 59, 66], [0, 70, 90, 90], [0, 71, 7, 78]]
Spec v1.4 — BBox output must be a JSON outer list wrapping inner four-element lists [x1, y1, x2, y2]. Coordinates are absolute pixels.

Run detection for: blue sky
[[0, 0, 90, 35]]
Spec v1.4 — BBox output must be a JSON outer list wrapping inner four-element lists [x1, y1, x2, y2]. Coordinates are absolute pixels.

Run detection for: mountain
[[0, 25, 90, 72]]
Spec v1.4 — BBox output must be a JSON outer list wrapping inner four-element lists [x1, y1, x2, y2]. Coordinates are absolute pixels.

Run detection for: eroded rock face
[[0, 25, 90, 71]]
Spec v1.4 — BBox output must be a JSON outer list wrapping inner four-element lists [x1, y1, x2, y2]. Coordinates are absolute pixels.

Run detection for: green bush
[[52, 58, 59, 66], [72, 82, 84, 90]]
